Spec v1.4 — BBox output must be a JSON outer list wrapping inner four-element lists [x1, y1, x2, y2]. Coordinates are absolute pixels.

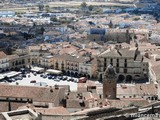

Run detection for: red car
[[78, 77, 87, 83]]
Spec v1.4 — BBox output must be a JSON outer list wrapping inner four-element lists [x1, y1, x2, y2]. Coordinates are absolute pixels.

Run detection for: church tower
[[103, 64, 117, 99]]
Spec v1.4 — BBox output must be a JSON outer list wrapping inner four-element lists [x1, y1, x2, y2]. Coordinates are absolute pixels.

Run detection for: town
[[0, 0, 160, 120]]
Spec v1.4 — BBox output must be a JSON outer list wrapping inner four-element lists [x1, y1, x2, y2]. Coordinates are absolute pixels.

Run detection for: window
[[116, 68, 119, 73], [125, 59, 127, 63], [116, 63, 119, 67], [124, 68, 127, 73], [117, 59, 119, 63], [110, 58, 113, 63], [110, 58, 113, 65], [22, 59, 25, 64], [124, 63, 127, 68]]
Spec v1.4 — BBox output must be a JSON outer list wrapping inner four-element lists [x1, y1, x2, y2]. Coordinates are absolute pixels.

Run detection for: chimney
[[82, 44, 86, 49], [55, 84, 59, 89]]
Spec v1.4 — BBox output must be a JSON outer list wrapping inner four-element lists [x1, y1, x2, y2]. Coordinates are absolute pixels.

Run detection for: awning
[[31, 67, 44, 72], [0, 71, 21, 79], [46, 69, 62, 75]]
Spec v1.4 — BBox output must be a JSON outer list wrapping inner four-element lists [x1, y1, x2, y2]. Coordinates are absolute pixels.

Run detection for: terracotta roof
[[99, 48, 136, 58], [0, 84, 64, 103], [67, 99, 88, 108], [58, 45, 79, 55], [82, 92, 93, 100], [151, 64, 160, 80], [68, 92, 79, 100], [0, 51, 7, 59], [108, 99, 149, 108], [117, 84, 157, 96], [35, 107, 70, 115], [0, 102, 27, 112], [8, 54, 19, 60], [86, 80, 96, 87]]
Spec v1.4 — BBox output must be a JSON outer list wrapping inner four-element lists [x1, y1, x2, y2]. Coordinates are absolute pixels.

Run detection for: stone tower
[[103, 64, 117, 99]]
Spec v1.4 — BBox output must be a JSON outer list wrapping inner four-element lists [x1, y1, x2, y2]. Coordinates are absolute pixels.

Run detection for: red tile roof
[[0, 51, 6, 59], [35, 107, 70, 115], [0, 84, 64, 103]]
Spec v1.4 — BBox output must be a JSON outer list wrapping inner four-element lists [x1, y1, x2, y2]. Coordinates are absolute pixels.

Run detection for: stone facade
[[97, 47, 149, 83], [103, 65, 117, 99]]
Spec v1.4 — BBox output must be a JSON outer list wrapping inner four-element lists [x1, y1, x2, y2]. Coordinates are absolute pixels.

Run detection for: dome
[[103, 64, 117, 79]]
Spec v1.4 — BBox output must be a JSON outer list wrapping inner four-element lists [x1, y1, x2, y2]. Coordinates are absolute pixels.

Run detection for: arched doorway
[[87, 75, 90, 79], [10, 68, 14, 71], [67, 71, 70, 76], [126, 75, 132, 83], [70, 72, 74, 77], [83, 74, 87, 77], [15, 67, 19, 71], [78, 73, 82, 77], [62, 70, 66, 75], [135, 75, 141, 83], [75, 72, 78, 77], [118, 74, 125, 83]]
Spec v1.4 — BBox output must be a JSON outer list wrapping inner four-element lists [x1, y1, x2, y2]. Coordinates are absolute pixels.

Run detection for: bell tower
[[103, 64, 117, 99]]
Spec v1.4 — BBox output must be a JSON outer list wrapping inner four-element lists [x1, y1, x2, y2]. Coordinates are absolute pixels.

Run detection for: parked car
[[62, 76, 67, 80], [78, 77, 87, 83], [48, 75, 52, 79], [40, 74, 44, 77], [57, 76, 63, 80], [10, 78, 16, 82], [8, 79, 12, 83], [52, 76, 56, 79], [68, 78, 74, 82], [22, 74, 26, 78], [33, 72, 37, 76], [54, 79, 60, 82], [73, 78, 78, 83], [43, 74, 47, 78], [15, 76, 22, 80], [30, 80, 36, 83]]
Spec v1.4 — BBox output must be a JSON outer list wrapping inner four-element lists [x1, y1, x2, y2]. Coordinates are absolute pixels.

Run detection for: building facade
[[0, 51, 9, 72], [97, 46, 149, 83]]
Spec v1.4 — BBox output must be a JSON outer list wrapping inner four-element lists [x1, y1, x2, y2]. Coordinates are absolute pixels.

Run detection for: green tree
[[40, 27, 45, 35], [38, 4, 44, 11], [80, 2, 87, 9], [109, 20, 113, 28], [88, 5, 94, 11], [45, 5, 50, 13], [50, 17, 58, 22]]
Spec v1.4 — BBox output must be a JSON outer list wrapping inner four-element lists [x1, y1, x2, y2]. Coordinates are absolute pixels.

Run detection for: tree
[[109, 20, 113, 28], [88, 5, 94, 11], [45, 5, 50, 13], [38, 4, 44, 11], [80, 2, 87, 9], [50, 17, 58, 22], [40, 27, 45, 35]]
